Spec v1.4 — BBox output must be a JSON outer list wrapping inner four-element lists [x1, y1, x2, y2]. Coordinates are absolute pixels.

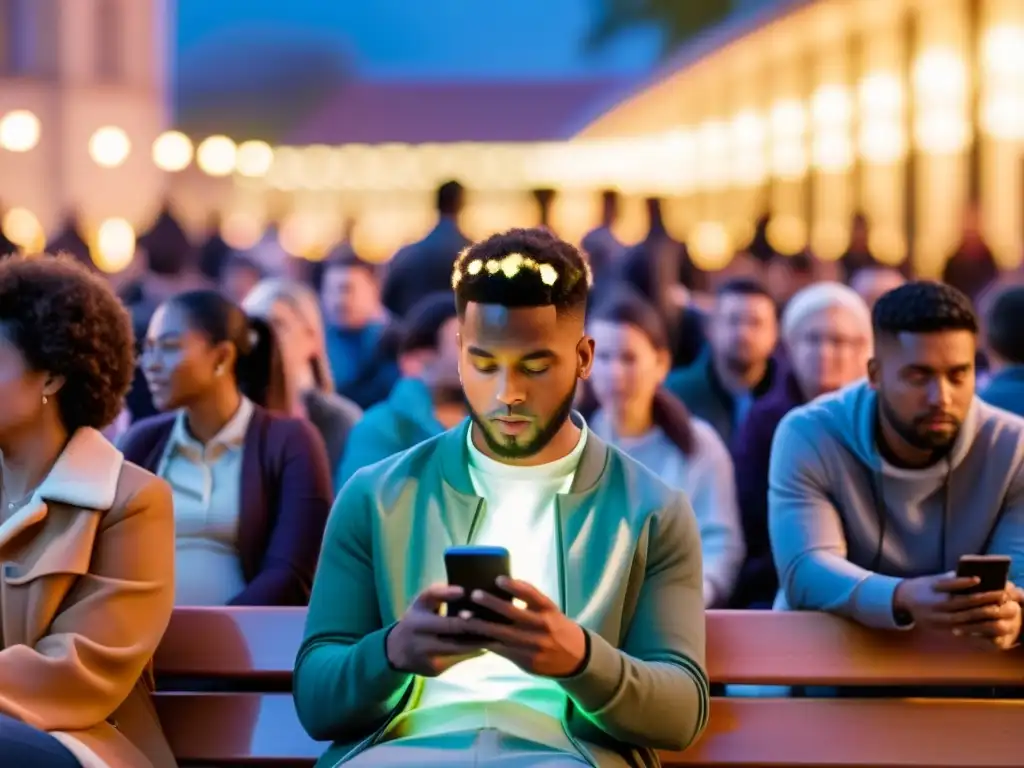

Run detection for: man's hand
[[458, 576, 587, 678], [894, 573, 1023, 650], [385, 584, 483, 677]]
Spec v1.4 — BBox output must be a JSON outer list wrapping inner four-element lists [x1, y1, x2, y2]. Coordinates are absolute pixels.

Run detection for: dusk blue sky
[[175, 0, 664, 82]]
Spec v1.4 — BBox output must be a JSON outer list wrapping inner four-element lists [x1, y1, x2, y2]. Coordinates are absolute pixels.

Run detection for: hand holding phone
[[955, 555, 1010, 594], [444, 546, 513, 640], [385, 583, 486, 677]]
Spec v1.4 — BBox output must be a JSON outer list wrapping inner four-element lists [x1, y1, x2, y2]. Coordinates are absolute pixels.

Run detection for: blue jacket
[[980, 366, 1024, 418], [336, 377, 443, 486]]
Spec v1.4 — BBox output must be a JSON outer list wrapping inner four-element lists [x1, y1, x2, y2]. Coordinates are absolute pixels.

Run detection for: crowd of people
[[0, 180, 1022, 766]]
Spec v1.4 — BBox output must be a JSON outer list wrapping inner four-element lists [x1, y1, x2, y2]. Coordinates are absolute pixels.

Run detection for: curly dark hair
[[452, 227, 591, 319], [872, 280, 978, 337], [0, 254, 135, 431]]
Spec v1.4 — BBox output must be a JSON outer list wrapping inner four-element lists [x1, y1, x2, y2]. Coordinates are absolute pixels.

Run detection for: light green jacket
[[294, 416, 710, 767]]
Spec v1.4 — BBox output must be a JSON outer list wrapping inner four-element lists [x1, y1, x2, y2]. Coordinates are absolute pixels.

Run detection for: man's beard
[[878, 394, 961, 452], [468, 386, 577, 460]]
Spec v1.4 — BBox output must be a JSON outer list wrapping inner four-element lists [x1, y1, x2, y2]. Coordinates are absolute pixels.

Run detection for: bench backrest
[[155, 607, 1023, 687], [154, 608, 1024, 767]]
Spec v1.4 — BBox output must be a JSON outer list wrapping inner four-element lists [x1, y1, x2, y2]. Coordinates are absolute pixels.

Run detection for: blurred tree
[[586, 0, 736, 58]]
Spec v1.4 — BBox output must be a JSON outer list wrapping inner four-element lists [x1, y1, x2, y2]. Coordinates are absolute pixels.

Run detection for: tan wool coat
[[0, 428, 177, 768]]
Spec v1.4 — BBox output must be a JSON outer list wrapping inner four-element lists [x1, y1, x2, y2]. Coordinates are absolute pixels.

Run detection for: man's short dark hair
[[985, 285, 1024, 364], [322, 250, 377, 281], [716, 276, 773, 302], [436, 180, 464, 216], [399, 292, 457, 355], [452, 228, 590, 319], [872, 280, 978, 337]]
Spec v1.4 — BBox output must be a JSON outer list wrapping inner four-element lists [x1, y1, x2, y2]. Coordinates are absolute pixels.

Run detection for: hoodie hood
[[808, 379, 981, 473]]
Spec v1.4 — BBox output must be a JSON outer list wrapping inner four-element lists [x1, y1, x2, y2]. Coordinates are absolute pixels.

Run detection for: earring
[[42, 395, 48, 405]]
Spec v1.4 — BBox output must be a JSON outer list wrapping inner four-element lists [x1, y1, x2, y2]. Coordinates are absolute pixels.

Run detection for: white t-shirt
[[396, 425, 587, 746]]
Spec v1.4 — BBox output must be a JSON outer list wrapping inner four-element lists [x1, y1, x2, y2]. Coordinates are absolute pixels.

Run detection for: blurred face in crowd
[[320, 264, 380, 329], [788, 306, 871, 400], [710, 291, 778, 375], [868, 330, 976, 453], [142, 302, 233, 411], [851, 268, 906, 309], [460, 303, 593, 463], [588, 319, 669, 418], [220, 261, 261, 306]]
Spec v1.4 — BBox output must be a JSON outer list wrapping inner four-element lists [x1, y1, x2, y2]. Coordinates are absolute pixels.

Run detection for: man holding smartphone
[[770, 281, 1024, 648], [295, 228, 710, 767]]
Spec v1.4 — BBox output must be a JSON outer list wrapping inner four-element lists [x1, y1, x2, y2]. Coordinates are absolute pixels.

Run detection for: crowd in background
[[2, 180, 1021, 614]]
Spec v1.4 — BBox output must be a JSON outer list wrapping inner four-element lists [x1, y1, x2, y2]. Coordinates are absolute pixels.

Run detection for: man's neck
[[713, 354, 767, 397]]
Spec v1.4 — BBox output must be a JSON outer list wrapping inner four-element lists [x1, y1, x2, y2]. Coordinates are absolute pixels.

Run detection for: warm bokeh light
[[236, 140, 275, 178], [766, 215, 808, 256], [89, 126, 131, 168], [196, 135, 237, 177], [688, 221, 733, 270], [913, 49, 968, 101], [153, 131, 194, 172], [810, 220, 850, 261], [0, 110, 41, 152], [982, 26, 1024, 78], [278, 214, 323, 258], [1, 207, 42, 250], [221, 211, 265, 251], [94, 218, 136, 272]]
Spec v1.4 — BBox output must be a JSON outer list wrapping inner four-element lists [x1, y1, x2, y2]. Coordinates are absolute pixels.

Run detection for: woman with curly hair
[[0, 255, 175, 766], [120, 290, 332, 607]]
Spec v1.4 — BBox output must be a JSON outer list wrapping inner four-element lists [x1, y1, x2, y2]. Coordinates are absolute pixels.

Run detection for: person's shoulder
[[602, 438, 689, 516], [688, 417, 732, 462], [973, 398, 1024, 458], [304, 389, 362, 427], [343, 429, 448, 499], [119, 412, 176, 454], [776, 380, 867, 439]]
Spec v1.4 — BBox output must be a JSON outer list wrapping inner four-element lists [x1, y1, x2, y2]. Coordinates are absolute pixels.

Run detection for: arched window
[[95, 0, 124, 82]]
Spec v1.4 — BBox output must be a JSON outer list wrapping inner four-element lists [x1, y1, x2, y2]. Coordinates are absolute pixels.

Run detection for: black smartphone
[[956, 554, 1011, 595], [444, 545, 513, 628]]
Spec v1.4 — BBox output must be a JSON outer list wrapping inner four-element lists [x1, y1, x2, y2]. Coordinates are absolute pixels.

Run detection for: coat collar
[[0, 428, 123, 552]]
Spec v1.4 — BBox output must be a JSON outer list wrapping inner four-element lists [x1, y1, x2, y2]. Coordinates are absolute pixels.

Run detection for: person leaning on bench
[[294, 228, 710, 767], [770, 281, 1024, 649]]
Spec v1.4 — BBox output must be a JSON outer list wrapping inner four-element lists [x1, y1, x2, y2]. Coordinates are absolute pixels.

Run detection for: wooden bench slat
[[156, 608, 1024, 688], [705, 611, 1023, 686], [155, 607, 305, 681], [155, 693, 1024, 767]]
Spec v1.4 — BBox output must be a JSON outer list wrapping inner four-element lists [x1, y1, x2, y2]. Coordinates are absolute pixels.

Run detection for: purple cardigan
[[120, 406, 333, 606], [728, 369, 805, 608]]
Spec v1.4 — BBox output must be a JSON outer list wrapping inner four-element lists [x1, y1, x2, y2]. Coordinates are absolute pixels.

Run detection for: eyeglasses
[[796, 332, 868, 351]]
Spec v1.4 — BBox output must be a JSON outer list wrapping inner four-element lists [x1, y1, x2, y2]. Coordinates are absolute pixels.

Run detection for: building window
[[95, 0, 123, 82]]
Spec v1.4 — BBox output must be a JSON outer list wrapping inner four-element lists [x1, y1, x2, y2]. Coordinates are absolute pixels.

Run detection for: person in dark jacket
[[120, 290, 332, 606], [729, 283, 872, 607], [381, 179, 470, 318]]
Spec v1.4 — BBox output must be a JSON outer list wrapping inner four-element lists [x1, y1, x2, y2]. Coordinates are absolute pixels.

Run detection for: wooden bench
[[154, 608, 1024, 766]]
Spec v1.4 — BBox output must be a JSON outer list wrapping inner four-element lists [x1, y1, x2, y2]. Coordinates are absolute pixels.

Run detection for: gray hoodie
[[769, 380, 1024, 629]]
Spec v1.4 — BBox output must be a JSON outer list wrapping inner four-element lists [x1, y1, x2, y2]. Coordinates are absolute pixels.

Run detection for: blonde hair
[[242, 278, 335, 394]]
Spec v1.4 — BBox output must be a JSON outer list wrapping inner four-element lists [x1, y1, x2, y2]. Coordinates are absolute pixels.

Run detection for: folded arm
[[0, 480, 175, 731]]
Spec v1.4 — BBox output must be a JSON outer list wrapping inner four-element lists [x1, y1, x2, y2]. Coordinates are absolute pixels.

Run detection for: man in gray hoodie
[[770, 281, 1024, 650]]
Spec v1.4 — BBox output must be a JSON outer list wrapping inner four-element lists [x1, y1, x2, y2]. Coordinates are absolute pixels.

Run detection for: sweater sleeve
[[557, 491, 710, 751], [685, 421, 745, 607], [769, 411, 904, 629]]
